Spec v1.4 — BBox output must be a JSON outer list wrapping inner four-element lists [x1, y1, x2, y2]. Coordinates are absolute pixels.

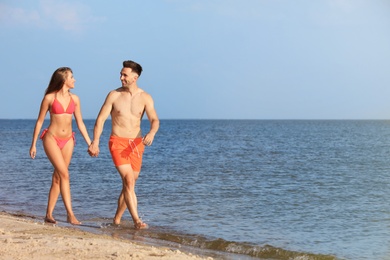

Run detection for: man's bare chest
[[112, 96, 145, 118]]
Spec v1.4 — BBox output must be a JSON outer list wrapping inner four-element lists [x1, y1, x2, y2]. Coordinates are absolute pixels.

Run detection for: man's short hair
[[123, 60, 143, 76]]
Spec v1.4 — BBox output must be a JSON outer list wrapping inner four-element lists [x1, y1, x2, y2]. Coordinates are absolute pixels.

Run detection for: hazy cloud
[[0, 0, 104, 33], [0, 3, 41, 26]]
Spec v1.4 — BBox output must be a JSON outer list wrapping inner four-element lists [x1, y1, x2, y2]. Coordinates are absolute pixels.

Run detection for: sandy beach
[[0, 212, 212, 260]]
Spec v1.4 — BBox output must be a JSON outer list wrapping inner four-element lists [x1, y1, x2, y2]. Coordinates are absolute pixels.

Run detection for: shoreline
[[0, 212, 213, 260]]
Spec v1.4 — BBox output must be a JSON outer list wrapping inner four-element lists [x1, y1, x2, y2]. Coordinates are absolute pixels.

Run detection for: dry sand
[[0, 212, 213, 260]]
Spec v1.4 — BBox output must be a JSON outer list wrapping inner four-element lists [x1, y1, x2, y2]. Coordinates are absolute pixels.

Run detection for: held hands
[[88, 142, 100, 157]]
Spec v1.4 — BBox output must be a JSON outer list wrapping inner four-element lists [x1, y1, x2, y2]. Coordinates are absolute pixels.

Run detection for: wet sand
[[0, 212, 212, 260]]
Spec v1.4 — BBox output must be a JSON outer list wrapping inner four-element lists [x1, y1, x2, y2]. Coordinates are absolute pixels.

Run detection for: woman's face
[[64, 71, 75, 89]]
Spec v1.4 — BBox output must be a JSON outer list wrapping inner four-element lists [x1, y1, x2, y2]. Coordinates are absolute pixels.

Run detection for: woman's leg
[[45, 170, 60, 223], [45, 142, 74, 223], [43, 134, 79, 224]]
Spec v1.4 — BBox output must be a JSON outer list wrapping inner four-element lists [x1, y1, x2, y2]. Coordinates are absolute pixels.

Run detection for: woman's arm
[[72, 95, 92, 146], [30, 95, 50, 159]]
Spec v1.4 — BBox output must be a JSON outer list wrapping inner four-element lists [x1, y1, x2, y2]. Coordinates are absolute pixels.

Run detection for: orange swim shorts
[[108, 135, 145, 171]]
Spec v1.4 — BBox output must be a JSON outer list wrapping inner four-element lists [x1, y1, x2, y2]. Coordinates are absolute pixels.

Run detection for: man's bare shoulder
[[106, 88, 123, 98], [102, 89, 122, 106], [138, 89, 153, 99], [114, 87, 130, 93], [109, 87, 125, 94]]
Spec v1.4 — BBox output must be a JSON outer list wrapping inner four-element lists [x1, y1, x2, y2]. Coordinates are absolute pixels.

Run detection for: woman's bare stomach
[[47, 125, 73, 138]]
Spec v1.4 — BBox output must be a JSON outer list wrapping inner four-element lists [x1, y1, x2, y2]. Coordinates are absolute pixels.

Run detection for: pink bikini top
[[50, 94, 75, 115]]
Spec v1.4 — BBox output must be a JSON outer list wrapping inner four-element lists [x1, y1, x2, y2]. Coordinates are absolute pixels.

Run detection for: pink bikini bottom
[[40, 129, 75, 150]]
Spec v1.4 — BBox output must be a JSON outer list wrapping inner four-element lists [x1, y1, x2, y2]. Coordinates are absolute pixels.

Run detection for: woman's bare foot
[[67, 215, 81, 225], [44, 216, 57, 224]]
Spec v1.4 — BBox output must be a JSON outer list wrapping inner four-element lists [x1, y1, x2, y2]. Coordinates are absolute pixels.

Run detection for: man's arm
[[89, 92, 115, 156], [142, 93, 159, 146]]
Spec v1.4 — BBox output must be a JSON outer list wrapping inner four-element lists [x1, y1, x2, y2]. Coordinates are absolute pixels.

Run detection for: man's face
[[120, 67, 137, 87]]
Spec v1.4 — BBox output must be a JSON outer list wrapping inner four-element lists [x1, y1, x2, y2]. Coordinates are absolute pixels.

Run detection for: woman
[[30, 67, 91, 225]]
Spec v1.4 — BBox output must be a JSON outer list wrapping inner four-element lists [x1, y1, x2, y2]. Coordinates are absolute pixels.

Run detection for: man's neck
[[123, 84, 138, 95]]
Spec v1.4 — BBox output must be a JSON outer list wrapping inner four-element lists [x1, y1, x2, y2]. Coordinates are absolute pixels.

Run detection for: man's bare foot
[[67, 216, 81, 225], [134, 221, 148, 229], [113, 217, 121, 225], [44, 217, 57, 224]]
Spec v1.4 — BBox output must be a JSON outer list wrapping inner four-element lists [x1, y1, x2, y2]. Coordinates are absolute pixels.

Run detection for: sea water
[[0, 119, 390, 260]]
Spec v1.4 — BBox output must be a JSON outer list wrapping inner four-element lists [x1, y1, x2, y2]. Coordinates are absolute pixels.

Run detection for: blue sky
[[1, 0, 389, 119]]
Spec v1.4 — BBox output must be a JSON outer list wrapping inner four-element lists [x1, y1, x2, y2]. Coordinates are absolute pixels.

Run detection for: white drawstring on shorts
[[129, 139, 141, 158]]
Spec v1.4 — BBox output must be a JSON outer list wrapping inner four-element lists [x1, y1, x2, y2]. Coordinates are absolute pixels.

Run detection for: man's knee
[[122, 175, 136, 189], [52, 172, 61, 184]]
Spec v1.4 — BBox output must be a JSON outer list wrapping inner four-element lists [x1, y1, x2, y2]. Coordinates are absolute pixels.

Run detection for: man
[[89, 60, 159, 229]]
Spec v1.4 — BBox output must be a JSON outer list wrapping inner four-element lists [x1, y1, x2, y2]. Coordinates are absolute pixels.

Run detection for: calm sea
[[1, 119, 390, 260]]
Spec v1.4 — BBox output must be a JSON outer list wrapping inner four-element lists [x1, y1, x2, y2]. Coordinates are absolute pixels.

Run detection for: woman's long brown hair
[[44, 67, 72, 95]]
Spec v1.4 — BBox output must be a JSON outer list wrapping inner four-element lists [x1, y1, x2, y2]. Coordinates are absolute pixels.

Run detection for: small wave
[[159, 236, 336, 260], [5, 212, 337, 260], [107, 225, 337, 260]]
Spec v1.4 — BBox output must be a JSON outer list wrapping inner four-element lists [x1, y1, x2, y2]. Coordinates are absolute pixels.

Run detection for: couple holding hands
[[29, 60, 159, 229]]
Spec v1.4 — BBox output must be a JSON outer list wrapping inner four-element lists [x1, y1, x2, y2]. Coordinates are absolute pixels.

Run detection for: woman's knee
[[56, 169, 70, 181]]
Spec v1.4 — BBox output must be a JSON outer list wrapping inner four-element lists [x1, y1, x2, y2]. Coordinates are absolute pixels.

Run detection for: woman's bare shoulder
[[70, 92, 80, 99], [69, 93, 81, 105], [43, 93, 55, 102]]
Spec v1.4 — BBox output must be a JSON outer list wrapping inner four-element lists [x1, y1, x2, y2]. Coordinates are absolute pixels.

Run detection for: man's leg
[[113, 170, 140, 225], [115, 165, 145, 228], [113, 191, 125, 225]]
